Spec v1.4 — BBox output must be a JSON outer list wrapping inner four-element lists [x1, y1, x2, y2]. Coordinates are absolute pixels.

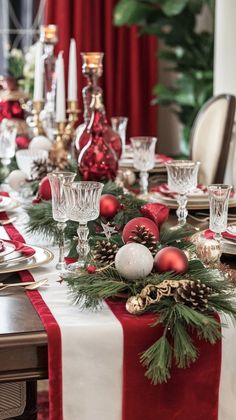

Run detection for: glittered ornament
[[100, 194, 120, 220], [7, 170, 27, 191], [115, 243, 154, 280], [195, 237, 221, 265], [154, 246, 188, 274], [38, 176, 52, 200], [140, 203, 169, 226], [122, 217, 159, 244]]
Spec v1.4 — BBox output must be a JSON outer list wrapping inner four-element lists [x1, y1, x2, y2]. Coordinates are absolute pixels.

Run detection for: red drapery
[[45, 0, 158, 138]]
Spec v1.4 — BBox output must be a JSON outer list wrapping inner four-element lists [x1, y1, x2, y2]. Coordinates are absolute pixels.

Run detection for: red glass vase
[[78, 94, 119, 181]]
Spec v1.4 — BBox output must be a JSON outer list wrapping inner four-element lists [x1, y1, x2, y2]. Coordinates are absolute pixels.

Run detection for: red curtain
[[45, 0, 157, 138]]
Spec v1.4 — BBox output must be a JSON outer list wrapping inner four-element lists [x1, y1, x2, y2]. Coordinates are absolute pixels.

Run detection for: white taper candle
[[56, 51, 66, 122], [33, 41, 44, 102], [68, 38, 77, 101]]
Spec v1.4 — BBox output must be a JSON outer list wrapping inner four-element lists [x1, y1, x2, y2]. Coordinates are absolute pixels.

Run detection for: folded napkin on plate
[[2, 239, 36, 257], [151, 183, 208, 198], [204, 229, 236, 241]]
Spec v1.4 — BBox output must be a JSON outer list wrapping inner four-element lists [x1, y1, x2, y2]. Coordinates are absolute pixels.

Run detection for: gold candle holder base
[[26, 101, 45, 136], [65, 100, 80, 141], [50, 121, 69, 168]]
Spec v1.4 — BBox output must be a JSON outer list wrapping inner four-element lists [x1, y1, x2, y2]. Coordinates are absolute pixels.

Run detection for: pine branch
[[160, 223, 196, 245], [140, 335, 172, 384], [173, 320, 198, 368]]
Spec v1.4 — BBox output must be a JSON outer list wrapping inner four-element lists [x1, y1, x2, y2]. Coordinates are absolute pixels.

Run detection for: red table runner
[[107, 299, 221, 420]]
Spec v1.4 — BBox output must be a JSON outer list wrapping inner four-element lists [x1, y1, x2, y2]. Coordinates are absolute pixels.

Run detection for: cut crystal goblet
[[130, 136, 157, 199], [64, 181, 103, 273], [165, 160, 200, 226], [48, 171, 76, 270]]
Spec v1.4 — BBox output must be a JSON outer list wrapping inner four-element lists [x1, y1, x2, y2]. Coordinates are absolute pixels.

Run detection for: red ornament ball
[[100, 194, 120, 220], [122, 217, 160, 243], [154, 246, 188, 274], [16, 136, 30, 149], [38, 176, 52, 201], [87, 264, 96, 274]]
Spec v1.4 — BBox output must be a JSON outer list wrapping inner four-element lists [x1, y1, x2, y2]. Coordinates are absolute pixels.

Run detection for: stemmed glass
[[111, 116, 128, 159], [64, 181, 103, 273], [0, 119, 17, 170], [48, 171, 76, 270], [130, 136, 157, 199], [165, 160, 200, 226], [208, 184, 232, 259]]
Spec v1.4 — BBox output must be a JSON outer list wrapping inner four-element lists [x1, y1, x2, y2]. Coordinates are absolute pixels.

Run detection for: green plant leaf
[[161, 0, 189, 16], [114, 0, 153, 26]]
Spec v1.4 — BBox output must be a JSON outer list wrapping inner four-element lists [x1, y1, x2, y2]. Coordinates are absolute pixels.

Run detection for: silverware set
[[0, 278, 48, 292], [188, 212, 236, 223]]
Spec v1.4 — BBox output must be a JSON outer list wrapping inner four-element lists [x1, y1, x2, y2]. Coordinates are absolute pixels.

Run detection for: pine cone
[[174, 280, 211, 311], [129, 225, 158, 255], [94, 240, 118, 265], [31, 158, 50, 180]]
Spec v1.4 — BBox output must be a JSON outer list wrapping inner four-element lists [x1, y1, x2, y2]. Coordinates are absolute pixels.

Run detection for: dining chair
[[189, 94, 236, 185]]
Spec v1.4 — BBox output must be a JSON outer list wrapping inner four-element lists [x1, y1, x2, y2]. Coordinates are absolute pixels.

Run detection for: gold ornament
[[126, 279, 189, 314], [195, 237, 221, 265], [125, 295, 146, 315]]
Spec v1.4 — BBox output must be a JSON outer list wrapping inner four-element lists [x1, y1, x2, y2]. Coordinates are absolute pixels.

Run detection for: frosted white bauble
[[29, 136, 52, 151], [115, 243, 154, 280], [7, 170, 27, 191]]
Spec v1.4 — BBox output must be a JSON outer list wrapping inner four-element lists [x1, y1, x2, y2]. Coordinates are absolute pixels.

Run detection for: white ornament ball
[[29, 136, 52, 151], [7, 170, 27, 191], [115, 243, 154, 280]]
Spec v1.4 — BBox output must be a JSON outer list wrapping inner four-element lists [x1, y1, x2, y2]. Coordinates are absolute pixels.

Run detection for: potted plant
[[113, 0, 214, 155]]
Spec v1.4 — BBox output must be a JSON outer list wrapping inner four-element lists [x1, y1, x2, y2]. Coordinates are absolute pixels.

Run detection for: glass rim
[[208, 184, 232, 190], [165, 160, 200, 167], [67, 181, 104, 190]]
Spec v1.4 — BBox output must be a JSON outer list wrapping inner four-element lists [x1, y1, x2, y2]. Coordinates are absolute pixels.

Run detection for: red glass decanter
[[76, 98, 122, 160], [78, 93, 119, 181]]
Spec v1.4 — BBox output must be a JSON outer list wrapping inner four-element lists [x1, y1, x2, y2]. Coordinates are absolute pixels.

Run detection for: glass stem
[[56, 222, 67, 270], [214, 232, 223, 265], [76, 223, 90, 268], [140, 171, 149, 195], [176, 194, 188, 226]]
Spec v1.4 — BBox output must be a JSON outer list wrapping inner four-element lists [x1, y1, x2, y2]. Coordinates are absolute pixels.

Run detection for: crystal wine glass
[[48, 171, 76, 270], [130, 136, 157, 199], [64, 181, 103, 273], [208, 184, 232, 260], [165, 160, 200, 226], [111, 116, 128, 159], [0, 119, 17, 170]]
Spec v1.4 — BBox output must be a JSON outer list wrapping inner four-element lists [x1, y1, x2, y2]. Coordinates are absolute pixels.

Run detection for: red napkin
[[204, 229, 236, 241], [151, 183, 208, 198], [2, 239, 36, 257]]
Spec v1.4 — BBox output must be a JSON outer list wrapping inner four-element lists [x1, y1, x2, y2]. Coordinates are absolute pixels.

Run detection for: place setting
[[0, 237, 54, 274]]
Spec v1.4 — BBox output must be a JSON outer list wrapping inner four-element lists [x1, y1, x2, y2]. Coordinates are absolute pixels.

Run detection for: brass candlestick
[[65, 100, 80, 142], [26, 101, 45, 136], [50, 121, 69, 168]]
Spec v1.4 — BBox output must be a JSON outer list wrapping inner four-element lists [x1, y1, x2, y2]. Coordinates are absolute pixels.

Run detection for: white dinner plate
[[0, 197, 20, 213], [0, 245, 54, 273], [0, 241, 16, 261]]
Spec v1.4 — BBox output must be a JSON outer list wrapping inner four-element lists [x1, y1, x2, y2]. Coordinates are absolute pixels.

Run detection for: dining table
[[0, 196, 236, 420]]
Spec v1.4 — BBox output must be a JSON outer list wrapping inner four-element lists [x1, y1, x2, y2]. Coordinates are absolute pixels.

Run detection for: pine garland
[[24, 181, 236, 385]]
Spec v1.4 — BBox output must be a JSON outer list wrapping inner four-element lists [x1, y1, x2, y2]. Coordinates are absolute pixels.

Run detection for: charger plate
[[0, 245, 54, 274], [149, 192, 236, 210]]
